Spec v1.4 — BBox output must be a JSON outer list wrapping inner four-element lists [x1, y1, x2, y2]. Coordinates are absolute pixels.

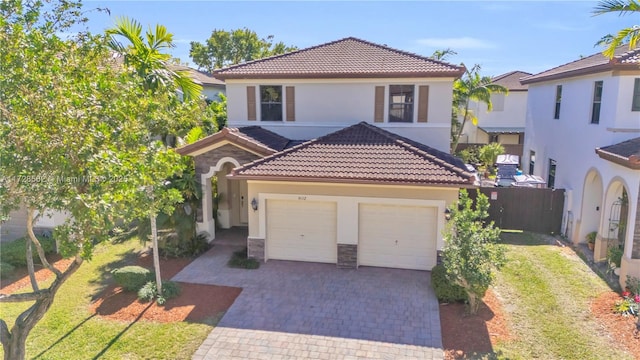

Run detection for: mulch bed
[[591, 291, 640, 359], [0, 255, 74, 295], [2, 249, 242, 324], [440, 289, 511, 359]]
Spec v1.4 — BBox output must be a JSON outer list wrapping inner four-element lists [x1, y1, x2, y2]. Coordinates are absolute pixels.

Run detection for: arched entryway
[[578, 169, 603, 245], [596, 179, 629, 263]]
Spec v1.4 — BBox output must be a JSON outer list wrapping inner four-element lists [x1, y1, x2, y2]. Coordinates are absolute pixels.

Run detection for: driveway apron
[[173, 245, 444, 359]]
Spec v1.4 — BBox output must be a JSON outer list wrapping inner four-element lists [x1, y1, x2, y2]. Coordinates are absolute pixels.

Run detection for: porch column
[[196, 171, 216, 241]]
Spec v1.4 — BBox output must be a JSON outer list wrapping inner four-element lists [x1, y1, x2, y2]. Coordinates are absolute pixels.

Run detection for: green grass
[[0, 237, 214, 360], [490, 232, 632, 360]]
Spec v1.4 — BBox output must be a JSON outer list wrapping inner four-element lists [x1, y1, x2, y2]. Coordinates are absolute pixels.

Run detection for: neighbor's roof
[[229, 122, 474, 186], [491, 71, 531, 91], [169, 64, 225, 86], [212, 37, 465, 79], [479, 126, 525, 134], [596, 137, 640, 170], [521, 45, 640, 84], [176, 126, 303, 157]]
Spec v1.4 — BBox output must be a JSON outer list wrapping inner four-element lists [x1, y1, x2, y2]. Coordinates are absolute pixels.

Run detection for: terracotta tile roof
[[230, 122, 474, 186], [521, 45, 640, 84], [491, 71, 531, 91], [212, 37, 465, 79], [596, 137, 640, 169], [169, 64, 225, 86]]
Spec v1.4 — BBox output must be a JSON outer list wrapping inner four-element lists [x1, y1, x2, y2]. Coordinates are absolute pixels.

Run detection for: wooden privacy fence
[[468, 187, 565, 234]]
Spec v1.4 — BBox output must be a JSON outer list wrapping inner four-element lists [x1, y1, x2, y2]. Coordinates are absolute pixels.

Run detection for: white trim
[[225, 78, 457, 85], [197, 157, 243, 241], [228, 121, 449, 128], [189, 140, 267, 157]]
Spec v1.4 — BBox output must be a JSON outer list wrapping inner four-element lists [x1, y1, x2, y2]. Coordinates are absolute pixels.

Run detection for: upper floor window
[[591, 81, 603, 124], [260, 85, 282, 121], [529, 151, 535, 175], [388, 85, 414, 123], [554, 85, 562, 119], [491, 93, 505, 112], [633, 78, 640, 111], [548, 158, 556, 189]]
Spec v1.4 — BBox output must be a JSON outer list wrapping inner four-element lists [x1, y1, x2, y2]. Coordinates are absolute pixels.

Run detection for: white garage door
[[266, 199, 337, 263], [359, 203, 437, 270]]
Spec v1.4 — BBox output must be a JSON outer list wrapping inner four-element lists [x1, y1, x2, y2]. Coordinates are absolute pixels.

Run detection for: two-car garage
[[264, 197, 440, 271]]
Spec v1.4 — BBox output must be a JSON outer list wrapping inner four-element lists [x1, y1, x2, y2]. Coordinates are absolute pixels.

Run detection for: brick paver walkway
[[173, 236, 443, 360]]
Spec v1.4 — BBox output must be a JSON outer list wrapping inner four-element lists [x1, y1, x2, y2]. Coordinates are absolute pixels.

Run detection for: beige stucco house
[[177, 37, 474, 270]]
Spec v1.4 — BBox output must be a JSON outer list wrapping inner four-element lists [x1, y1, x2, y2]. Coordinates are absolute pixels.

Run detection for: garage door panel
[[359, 204, 437, 270], [267, 200, 337, 263]]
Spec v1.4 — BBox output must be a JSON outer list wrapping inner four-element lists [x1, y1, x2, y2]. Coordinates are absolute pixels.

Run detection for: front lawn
[[0, 237, 215, 359], [442, 232, 635, 359]]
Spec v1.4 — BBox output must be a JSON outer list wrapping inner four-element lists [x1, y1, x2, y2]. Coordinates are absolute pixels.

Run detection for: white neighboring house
[[169, 64, 226, 102], [521, 45, 640, 287], [460, 71, 530, 152], [177, 37, 475, 271], [1, 208, 67, 242]]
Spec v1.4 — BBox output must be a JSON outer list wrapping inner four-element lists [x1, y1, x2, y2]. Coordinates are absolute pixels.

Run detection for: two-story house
[[178, 37, 474, 270], [521, 45, 640, 286], [458, 71, 531, 158]]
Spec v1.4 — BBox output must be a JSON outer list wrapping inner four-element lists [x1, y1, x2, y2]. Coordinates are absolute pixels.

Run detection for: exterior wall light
[[251, 198, 258, 211]]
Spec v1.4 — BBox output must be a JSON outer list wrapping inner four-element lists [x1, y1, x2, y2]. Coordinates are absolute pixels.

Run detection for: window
[[554, 85, 562, 119], [548, 159, 556, 189], [388, 85, 414, 123], [489, 134, 499, 143], [591, 81, 603, 124], [491, 93, 505, 112], [260, 85, 282, 121], [633, 78, 640, 111], [529, 151, 535, 175]]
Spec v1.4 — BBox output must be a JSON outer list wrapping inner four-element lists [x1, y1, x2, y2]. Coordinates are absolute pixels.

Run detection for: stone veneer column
[[337, 244, 357, 269], [248, 238, 265, 261]]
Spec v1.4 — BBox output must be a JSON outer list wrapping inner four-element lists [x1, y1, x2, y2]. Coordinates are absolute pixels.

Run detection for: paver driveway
[[173, 244, 443, 359]]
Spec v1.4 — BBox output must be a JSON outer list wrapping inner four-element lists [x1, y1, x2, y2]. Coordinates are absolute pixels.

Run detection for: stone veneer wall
[[248, 238, 265, 261], [337, 244, 357, 269]]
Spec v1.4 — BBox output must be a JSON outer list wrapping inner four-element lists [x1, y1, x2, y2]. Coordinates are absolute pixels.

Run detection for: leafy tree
[[479, 143, 505, 175], [203, 93, 228, 134], [593, 0, 640, 57], [451, 64, 508, 153], [107, 16, 202, 101], [430, 48, 458, 61], [442, 190, 506, 314], [189, 28, 297, 72], [0, 1, 194, 358]]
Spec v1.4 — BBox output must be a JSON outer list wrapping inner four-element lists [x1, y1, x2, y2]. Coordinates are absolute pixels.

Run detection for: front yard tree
[[189, 28, 297, 72], [442, 190, 506, 314], [593, 0, 640, 57], [0, 1, 194, 358], [450, 64, 508, 153]]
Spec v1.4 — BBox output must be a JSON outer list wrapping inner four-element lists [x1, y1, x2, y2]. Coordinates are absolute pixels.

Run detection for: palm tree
[[107, 17, 202, 100], [593, 0, 640, 58], [430, 48, 458, 62], [451, 64, 508, 153]]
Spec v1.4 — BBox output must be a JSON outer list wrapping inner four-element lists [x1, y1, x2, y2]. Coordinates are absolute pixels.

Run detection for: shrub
[[431, 264, 468, 303], [160, 233, 209, 258], [111, 266, 154, 291], [0, 236, 56, 267], [137, 280, 181, 305], [0, 262, 16, 276], [227, 247, 260, 269]]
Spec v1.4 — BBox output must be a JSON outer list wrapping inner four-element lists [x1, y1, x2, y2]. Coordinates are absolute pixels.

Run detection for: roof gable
[[491, 71, 531, 91], [521, 45, 640, 84], [230, 122, 473, 186], [212, 37, 465, 80]]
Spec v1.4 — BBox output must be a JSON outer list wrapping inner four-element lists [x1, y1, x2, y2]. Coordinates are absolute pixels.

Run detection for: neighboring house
[[458, 71, 531, 158], [1, 207, 66, 242], [521, 45, 640, 287], [177, 37, 474, 271], [169, 64, 226, 102]]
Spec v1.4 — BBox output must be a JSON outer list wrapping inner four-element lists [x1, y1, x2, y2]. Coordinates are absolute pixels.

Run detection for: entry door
[[239, 180, 248, 224]]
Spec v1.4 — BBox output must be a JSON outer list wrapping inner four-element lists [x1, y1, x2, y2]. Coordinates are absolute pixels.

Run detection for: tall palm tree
[[451, 64, 508, 153], [107, 17, 202, 100], [593, 0, 640, 58], [430, 48, 458, 62]]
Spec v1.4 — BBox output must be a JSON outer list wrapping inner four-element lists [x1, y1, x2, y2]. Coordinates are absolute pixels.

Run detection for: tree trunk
[[150, 212, 162, 296], [451, 100, 471, 154]]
